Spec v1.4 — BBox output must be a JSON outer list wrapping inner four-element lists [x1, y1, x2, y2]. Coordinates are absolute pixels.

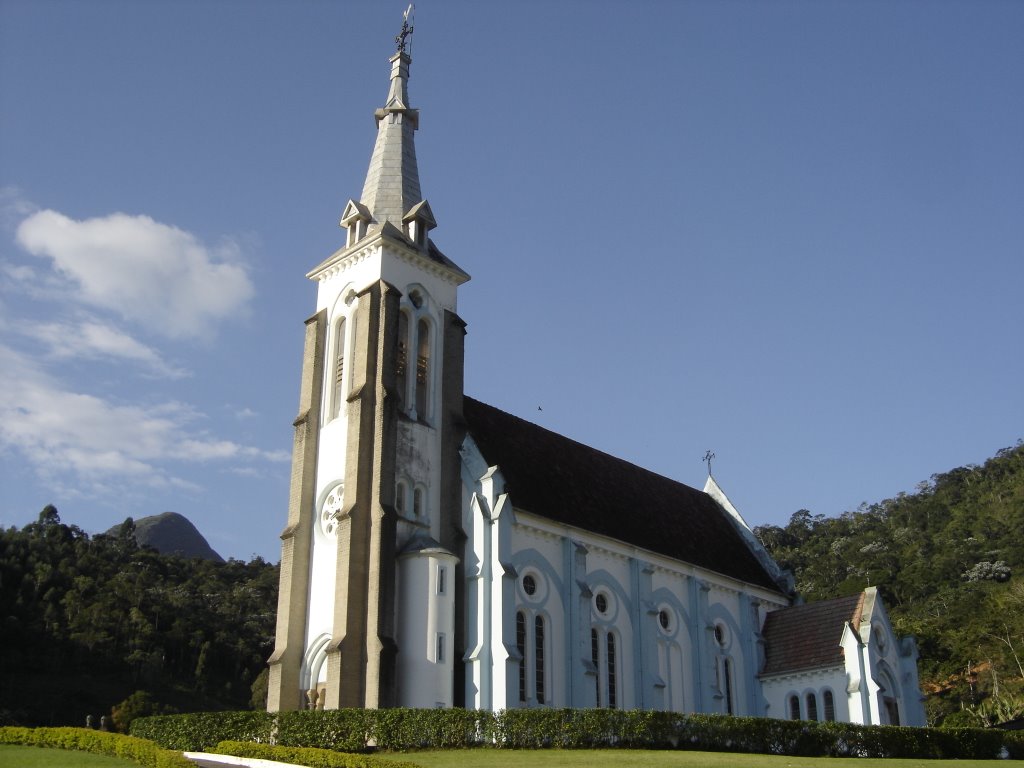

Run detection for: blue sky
[[1, 0, 1021, 563]]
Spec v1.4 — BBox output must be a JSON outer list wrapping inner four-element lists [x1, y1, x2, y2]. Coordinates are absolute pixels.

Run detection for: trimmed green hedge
[[131, 707, 1024, 760], [0, 726, 192, 767], [130, 710, 273, 753], [213, 740, 422, 768], [277, 708, 493, 752]]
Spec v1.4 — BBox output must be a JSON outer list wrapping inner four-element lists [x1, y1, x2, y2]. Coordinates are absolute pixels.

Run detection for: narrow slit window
[[607, 633, 617, 709], [413, 487, 424, 518], [436, 565, 446, 595], [723, 658, 734, 715], [396, 311, 409, 409], [591, 628, 601, 707], [415, 318, 430, 418], [534, 615, 545, 704], [435, 632, 445, 663], [885, 697, 900, 726], [331, 318, 346, 420], [516, 611, 527, 703]]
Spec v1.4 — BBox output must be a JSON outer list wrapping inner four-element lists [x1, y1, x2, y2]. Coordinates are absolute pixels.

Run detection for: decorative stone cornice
[[758, 664, 844, 683], [307, 232, 469, 287], [511, 508, 785, 601]]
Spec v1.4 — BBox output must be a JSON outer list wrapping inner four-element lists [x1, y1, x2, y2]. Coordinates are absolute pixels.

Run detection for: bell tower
[[268, 11, 470, 711]]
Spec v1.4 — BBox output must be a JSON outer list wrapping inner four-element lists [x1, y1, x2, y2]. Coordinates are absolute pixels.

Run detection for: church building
[[267, 20, 925, 727]]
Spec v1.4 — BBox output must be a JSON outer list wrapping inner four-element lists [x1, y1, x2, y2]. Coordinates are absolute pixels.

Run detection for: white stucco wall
[[396, 548, 458, 707], [459, 438, 789, 716], [300, 234, 463, 696], [760, 589, 925, 727], [857, 591, 926, 727], [761, 668, 850, 723]]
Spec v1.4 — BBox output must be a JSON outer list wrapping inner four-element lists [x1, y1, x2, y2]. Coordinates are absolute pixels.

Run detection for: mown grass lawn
[[0, 744, 140, 766], [400, 749, 1020, 768]]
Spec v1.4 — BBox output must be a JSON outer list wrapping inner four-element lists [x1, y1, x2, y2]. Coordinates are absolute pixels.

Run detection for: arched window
[[823, 689, 836, 721], [413, 487, 424, 518], [885, 697, 901, 726], [789, 694, 801, 720], [301, 634, 331, 710], [395, 481, 407, 516], [516, 611, 527, 703], [722, 657, 734, 715], [534, 616, 546, 704], [879, 670, 901, 725], [591, 628, 601, 706], [330, 317, 346, 420], [396, 311, 409, 409], [415, 318, 430, 419], [607, 632, 617, 709], [806, 692, 818, 721]]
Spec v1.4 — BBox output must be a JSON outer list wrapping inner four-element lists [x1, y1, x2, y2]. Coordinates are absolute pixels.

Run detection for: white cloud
[[0, 344, 287, 495], [0, 186, 37, 230], [15, 209, 254, 339], [23, 319, 189, 378], [225, 466, 264, 478], [2, 262, 35, 282]]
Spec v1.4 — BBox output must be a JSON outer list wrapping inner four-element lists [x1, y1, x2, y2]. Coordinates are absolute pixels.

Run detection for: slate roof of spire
[[462, 396, 783, 592], [360, 51, 423, 231], [760, 591, 866, 676], [311, 43, 470, 283]]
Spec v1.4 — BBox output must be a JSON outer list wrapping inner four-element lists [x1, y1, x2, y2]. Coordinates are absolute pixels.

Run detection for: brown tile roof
[[462, 397, 783, 592], [760, 591, 866, 676]]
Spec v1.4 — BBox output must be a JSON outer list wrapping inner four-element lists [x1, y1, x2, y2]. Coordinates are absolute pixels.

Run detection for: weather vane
[[703, 450, 716, 476], [396, 4, 415, 54]]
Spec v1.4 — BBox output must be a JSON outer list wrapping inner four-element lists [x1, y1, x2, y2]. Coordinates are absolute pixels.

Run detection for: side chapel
[[267, 20, 925, 727]]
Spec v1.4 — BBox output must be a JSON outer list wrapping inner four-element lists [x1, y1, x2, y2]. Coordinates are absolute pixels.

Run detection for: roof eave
[[511, 506, 789, 600], [759, 661, 845, 680], [307, 229, 470, 286]]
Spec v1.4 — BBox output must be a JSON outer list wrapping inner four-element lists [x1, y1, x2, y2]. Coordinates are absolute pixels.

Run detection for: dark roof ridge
[[462, 396, 783, 593], [776, 591, 863, 615], [463, 395, 692, 492]]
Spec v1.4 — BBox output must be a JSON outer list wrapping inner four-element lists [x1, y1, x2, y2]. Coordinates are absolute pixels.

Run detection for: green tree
[[755, 441, 1024, 723]]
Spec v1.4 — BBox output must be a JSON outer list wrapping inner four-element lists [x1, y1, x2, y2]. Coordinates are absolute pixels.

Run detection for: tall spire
[[358, 9, 423, 233]]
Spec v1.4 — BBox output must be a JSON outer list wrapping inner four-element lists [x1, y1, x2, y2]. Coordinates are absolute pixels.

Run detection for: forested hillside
[[3, 444, 1021, 728], [755, 441, 1024, 726], [0, 507, 278, 727]]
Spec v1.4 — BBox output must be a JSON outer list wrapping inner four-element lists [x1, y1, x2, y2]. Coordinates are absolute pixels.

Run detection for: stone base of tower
[[266, 311, 325, 712]]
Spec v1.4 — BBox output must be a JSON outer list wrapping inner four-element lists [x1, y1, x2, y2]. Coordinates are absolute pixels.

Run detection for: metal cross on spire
[[396, 4, 415, 54], [703, 450, 716, 477]]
